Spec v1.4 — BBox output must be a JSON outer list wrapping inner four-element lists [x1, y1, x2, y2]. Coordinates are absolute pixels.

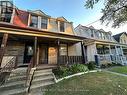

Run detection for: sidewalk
[[104, 70, 127, 77]]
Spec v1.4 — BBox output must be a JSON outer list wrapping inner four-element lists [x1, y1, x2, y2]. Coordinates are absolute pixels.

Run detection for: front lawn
[[108, 66, 127, 75], [43, 71, 127, 95]]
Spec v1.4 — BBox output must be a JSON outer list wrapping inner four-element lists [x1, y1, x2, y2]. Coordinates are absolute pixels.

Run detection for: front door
[[48, 47, 57, 64], [39, 45, 48, 64]]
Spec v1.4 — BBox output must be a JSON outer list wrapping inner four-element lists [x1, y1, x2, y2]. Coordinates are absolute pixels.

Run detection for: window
[[27, 46, 33, 56], [91, 29, 94, 37], [101, 32, 105, 39], [0, 1, 13, 22], [41, 17, 48, 29], [60, 21, 65, 32], [98, 32, 102, 39], [30, 15, 38, 28], [59, 44, 67, 55]]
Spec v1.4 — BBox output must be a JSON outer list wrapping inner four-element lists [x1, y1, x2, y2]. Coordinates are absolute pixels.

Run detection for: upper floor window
[[60, 21, 65, 32], [90, 29, 94, 37], [30, 15, 38, 28], [0, 1, 13, 22], [41, 17, 48, 29], [101, 32, 105, 39], [98, 32, 102, 39]]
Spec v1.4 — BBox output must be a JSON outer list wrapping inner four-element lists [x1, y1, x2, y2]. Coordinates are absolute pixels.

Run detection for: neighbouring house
[[0, 1, 86, 69], [113, 32, 127, 59], [74, 24, 127, 65]]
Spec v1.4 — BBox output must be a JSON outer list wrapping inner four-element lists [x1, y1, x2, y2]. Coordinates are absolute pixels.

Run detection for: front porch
[[95, 43, 127, 65], [0, 34, 84, 68]]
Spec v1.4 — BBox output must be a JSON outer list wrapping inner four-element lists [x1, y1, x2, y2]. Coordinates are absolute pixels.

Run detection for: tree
[[85, 0, 127, 28]]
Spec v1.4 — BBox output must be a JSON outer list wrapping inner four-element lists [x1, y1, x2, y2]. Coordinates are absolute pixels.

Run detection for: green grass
[[43, 71, 127, 95], [108, 66, 127, 75]]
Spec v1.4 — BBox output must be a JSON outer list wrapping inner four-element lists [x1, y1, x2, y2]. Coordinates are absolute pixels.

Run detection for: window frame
[[60, 21, 65, 32], [0, 1, 13, 23], [59, 44, 67, 56], [41, 16, 48, 29], [30, 15, 38, 28]]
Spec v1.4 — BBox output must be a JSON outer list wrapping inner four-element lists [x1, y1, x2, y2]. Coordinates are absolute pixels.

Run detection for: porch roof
[[0, 22, 86, 43], [83, 38, 127, 47]]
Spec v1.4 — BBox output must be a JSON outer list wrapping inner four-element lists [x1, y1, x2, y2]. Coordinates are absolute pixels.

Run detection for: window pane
[[30, 15, 38, 28], [0, 1, 12, 23], [60, 22, 65, 32], [60, 44, 67, 55], [41, 17, 48, 29]]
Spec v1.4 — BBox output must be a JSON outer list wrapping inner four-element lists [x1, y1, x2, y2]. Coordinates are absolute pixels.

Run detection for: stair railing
[[0, 56, 17, 86], [25, 57, 34, 92]]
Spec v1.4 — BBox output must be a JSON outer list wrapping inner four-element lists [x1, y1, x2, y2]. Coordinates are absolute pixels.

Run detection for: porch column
[[120, 46, 124, 56], [33, 37, 38, 67], [0, 33, 8, 67], [109, 45, 112, 54], [57, 39, 60, 65], [81, 41, 85, 63]]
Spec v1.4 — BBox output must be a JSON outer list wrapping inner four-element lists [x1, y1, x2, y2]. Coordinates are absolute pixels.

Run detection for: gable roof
[[57, 16, 68, 22], [28, 10, 50, 17], [113, 32, 126, 42]]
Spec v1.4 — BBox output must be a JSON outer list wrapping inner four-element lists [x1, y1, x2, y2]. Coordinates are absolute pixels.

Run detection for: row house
[[74, 24, 127, 65], [0, 1, 85, 69]]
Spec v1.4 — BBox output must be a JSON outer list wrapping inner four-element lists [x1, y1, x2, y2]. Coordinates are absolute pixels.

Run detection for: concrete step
[[33, 72, 53, 79], [0, 81, 26, 91], [35, 69, 52, 74], [32, 76, 54, 86], [10, 73, 26, 78], [37, 65, 57, 70], [7, 75, 26, 83], [1, 88, 27, 95], [30, 81, 54, 90]]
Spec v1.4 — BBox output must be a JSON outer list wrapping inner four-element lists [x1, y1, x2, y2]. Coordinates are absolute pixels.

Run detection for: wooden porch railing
[[59, 56, 82, 64]]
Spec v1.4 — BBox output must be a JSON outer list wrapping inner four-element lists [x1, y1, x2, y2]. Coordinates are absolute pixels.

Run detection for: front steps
[[29, 68, 55, 94], [0, 67, 28, 95]]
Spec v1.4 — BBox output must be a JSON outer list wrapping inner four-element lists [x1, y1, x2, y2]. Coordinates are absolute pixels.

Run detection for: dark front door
[[23, 44, 33, 64]]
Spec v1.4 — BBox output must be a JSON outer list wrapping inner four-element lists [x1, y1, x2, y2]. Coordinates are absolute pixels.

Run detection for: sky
[[13, 0, 127, 35]]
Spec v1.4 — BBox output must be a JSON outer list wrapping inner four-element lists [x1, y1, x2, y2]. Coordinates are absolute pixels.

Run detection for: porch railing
[[96, 54, 127, 65], [59, 56, 82, 64], [25, 57, 33, 92]]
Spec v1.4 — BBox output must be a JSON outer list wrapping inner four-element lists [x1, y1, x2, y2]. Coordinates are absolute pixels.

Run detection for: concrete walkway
[[103, 70, 127, 77]]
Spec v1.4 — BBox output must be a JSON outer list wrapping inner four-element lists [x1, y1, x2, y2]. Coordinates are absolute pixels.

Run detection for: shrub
[[87, 61, 96, 70], [100, 62, 123, 68], [52, 66, 70, 78], [69, 64, 88, 74], [52, 64, 88, 78]]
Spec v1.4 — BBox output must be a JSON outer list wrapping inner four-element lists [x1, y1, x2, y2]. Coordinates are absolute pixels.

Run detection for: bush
[[52, 66, 69, 78], [70, 64, 88, 74], [86, 61, 96, 70], [100, 62, 123, 68], [52, 64, 88, 78]]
